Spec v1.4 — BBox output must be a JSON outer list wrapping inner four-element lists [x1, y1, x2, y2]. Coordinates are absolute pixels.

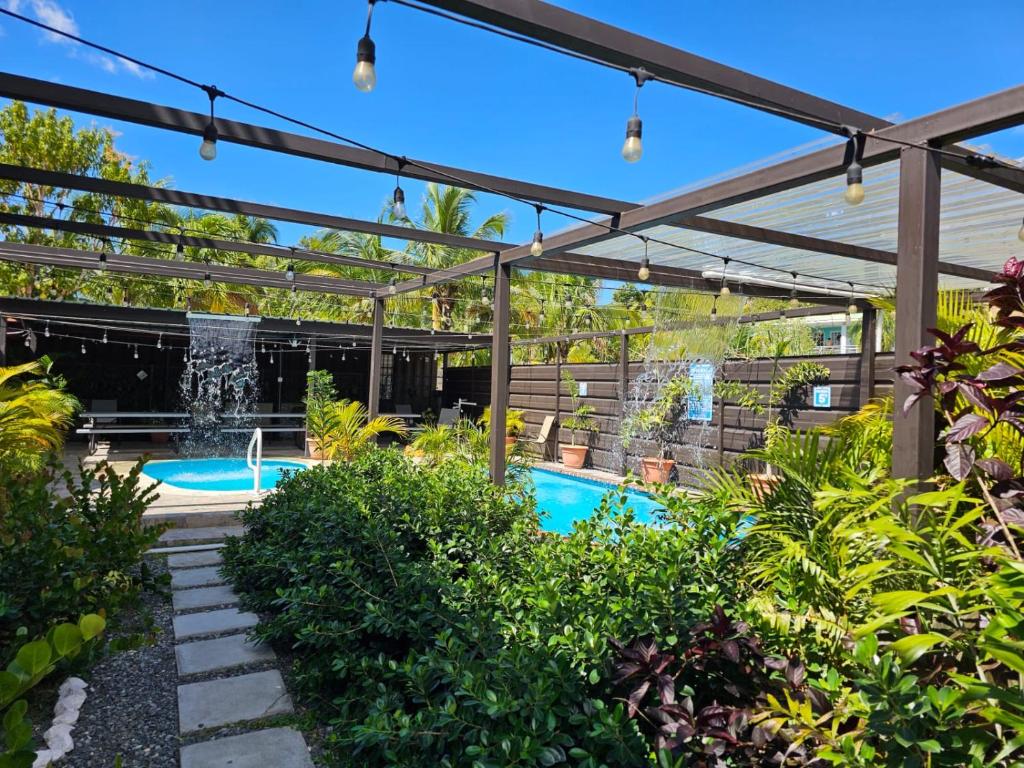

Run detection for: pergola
[[1, 0, 1022, 485]]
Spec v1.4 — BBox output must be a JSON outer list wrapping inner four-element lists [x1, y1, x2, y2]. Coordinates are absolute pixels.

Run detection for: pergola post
[[553, 346, 562, 462], [368, 298, 385, 419], [858, 305, 877, 406], [304, 337, 317, 457], [892, 146, 941, 483], [488, 258, 511, 485], [618, 331, 629, 473], [0, 313, 6, 366]]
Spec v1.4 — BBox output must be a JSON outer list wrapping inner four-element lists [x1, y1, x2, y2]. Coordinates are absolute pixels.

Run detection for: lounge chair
[[395, 403, 413, 414], [437, 407, 458, 426], [521, 414, 555, 459]]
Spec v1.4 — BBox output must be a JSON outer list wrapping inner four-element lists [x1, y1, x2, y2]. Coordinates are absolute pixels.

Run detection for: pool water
[[530, 468, 662, 534], [143, 458, 306, 492]]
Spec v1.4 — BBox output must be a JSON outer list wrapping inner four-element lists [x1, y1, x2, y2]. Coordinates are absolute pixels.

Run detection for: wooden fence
[[444, 351, 895, 477]]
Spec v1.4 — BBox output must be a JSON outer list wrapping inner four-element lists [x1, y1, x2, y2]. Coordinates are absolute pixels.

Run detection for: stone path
[[164, 526, 314, 768]]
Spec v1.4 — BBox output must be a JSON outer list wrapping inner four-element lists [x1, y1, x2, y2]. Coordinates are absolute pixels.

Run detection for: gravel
[[63, 556, 179, 768]]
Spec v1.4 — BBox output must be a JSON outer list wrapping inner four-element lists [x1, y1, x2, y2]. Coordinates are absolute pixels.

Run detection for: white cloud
[[2, 0, 25, 13], [30, 0, 78, 42]]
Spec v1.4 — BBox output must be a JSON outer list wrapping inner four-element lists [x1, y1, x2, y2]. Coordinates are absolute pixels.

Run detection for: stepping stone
[[147, 542, 225, 556], [174, 608, 258, 641], [180, 727, 313, 768], [172, 585, 239, 612], [159, 526, 244, 545], [168, 550, 223, 568], [176, 633, 275, 676], [171, 566, 224, 590], [177, 670, 293, 733]]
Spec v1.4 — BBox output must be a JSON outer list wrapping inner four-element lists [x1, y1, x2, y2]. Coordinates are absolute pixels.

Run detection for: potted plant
[[621, 374, 694, 483], [304, 369, 337, 461], [479, 406, 527, 448], [559, 371, 598, 469]]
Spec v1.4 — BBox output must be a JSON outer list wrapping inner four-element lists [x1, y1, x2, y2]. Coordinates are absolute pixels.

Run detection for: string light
[[710, 294, 718, 321], [175, 242, 184, 261], [285, 263, 295, 282], [341, 350, 346, 361], [842, 127, 865, 205], [199, 85, 222, 161], [102, 329, 108, 344], [622, 67, 652, 163], [97, 249, 107, 273], [530, 205, 544, 258], [353, 0, 378, 92], [133, 344, 139, 360], [638, 236, 650, 282], [244, 302, 252, 316], [720, 258, 731, 296], [788, 272, 800, 309], [392, 157, 407, 219], [290, 337, 299, 348], [157, 333, 163, 349], [80, 343, 86, 355], [203, 272, 211, 286], [388, 277, 397, 295], [44, 321, 50, 338], [847, 282, 858, 318]]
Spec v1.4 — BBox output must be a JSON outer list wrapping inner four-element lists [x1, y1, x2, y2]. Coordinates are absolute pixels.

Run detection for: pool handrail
[[246, 427, 263, 495]]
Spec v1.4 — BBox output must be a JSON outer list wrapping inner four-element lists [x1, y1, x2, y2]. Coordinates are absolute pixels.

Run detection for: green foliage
[[0, 614, 106, 767], [0, 459, 161, 654], [478, 406, 526, 436], [620, 375, 695, 456], [560, 371, 598, 446], [313, 399, 409, 461], [222, 451, 743, 766], [0, 357, 79, 475]]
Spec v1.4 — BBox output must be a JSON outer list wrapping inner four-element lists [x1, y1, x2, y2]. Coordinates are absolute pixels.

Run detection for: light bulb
[[175, 243, 184, 261], [353, 35, 377, 92], [81, 343, 86, 355], [98, 252, 107, 272], [102, 330, 108, 344], [341, 351, 346, 361], [720, 284, 731, 296], [482, 292, 490, 306], [388, 278, 397, 295], [844, 158, 864, 205], [847, 301, 858, 315], [711, 306, 718, 321], [621, 115, 643, 163], [158, 334, 163, 349], [789, 295, 800, 309], [638, 257, 650, 282], [392, 186, 406, 220], [133, 346, 139, 360], [285, 264, 295, 282], [199, 121, 218, 161], [530, 230, 544, 258], [204, 272, 211, 286], [44, 322, 50, 338]]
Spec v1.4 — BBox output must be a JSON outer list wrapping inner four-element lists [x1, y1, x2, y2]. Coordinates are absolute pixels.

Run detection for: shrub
[[0, 459, 161, 654], [223, 451, 746, 766], [0, 357, 79, 475]]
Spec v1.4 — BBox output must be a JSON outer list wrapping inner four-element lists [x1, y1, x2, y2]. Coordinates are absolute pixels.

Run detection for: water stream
[[177, 313, 261, 456]]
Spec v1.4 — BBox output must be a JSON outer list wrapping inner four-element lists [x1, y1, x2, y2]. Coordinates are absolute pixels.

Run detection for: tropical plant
[[561, 370, 598, 447], [0, 357, 79, 473], [620, 374, 695, 459], [478, 405, 526, 437], [314, 399, 408, 461], [303, 369, 338, 461]]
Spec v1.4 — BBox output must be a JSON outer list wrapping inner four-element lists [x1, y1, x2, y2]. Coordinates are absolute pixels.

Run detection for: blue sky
[[1, 0, 1023, 249]]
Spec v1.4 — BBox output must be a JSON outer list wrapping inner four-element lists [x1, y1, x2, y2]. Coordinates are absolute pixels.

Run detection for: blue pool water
[[530, 468, 662, 534], [143, 458, 306, 492]]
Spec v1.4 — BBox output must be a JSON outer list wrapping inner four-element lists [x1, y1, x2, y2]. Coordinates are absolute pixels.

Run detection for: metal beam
[[417, 0, 887, 133], [0, 72, 632, 216], [0, 163, 508, 254], [675, 215, 994, 285], [416, 1, 1024, 193], [368, 298, 385, 418], [892, 146, 940, 483], [488, 258, 511, 484], [0, 210, 430, 278], [0, 241, 376, 297]]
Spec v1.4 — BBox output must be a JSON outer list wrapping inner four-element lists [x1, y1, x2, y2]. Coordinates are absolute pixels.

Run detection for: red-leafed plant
[[610, 606, 823, 765], [895, 256, 1024, 558]]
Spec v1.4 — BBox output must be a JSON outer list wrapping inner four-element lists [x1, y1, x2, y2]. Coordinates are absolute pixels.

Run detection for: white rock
[[44, 723, 74, 759], [52, 706, 80, 725], [32, 749, 53, 768], [57, 677, 88, 697], [54, 689, 86, 714]]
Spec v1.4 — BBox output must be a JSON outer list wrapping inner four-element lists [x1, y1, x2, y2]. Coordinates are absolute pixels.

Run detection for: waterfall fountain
[[178, 313, 261, 456]]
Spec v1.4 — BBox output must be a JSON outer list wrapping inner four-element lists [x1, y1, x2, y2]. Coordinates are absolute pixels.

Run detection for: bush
[[223, 451, 745, 766], [0, 459, 161, 655]]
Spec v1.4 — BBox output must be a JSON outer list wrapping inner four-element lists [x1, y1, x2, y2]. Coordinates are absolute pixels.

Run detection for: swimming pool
[[143, 458, 307, 492], [529, 467, 662, 534]]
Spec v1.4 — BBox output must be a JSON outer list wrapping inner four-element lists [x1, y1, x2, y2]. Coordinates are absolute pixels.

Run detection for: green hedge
[[222, 450, 741, 767]]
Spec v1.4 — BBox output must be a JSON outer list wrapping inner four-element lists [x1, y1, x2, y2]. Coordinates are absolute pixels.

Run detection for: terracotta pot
[[505, 436, 517, 449], [640, 457, 675, 484], [748, 473, 779, 502], [306, 438, 325, 461], [560, 444, 589, 469]]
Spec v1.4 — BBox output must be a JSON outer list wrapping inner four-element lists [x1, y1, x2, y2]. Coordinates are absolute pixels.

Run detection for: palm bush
[[316, 399, 408, 461], [0, 357, 79, 473]]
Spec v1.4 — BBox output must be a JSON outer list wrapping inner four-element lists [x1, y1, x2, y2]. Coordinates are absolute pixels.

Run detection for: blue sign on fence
[[813, 385, 832, 409], [688, 362, 715, 422]]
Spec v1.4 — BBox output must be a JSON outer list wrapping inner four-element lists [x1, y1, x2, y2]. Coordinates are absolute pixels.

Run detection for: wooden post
[[717, 398, 726, 466], [489, 258, 511, 484], [893, 146, 940, 483], [618, 331, 629, 473], [368, 298, 384, 419], [553, 346, 562, 462], [304, 337, 317, 457], [858, 305, 877, 407], [0, 314, 6, 366]]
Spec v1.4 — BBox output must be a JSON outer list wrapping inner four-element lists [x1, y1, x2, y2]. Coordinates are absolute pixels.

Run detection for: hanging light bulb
[[97, 250, 107, 272], [638, 236, 650, 282], [175, 242, 185, 261], [351, 340, 357, 348], [392, 160, 407, 219], [388, 277, 397, 295], [203, 272, 211, 287], [183, 351, 188, 363], [44, 321, 50, 338], [290, 337, 298, 348], [789, 272, 800, 309], [81, 343, 86, 355], [133, 345, 139, 360], [285, 263, 295, 282], [353, 0, 378, 92], [158, 333, 163, 350], [186, 296, 193, 311], [621, 68, 652, 163], [261, 343, 266, 354], [481, 277, 490, 306], [244, 302, 252, 316], [847, 282, 858, 318], [102, 330, 108, 344], [341, 350, 346, 361], [296, 316, 302, 326], [842, 128, 865, 205], [198, 86, 222, 161], [710, 294, 719, 321], [530, 204, 544, 258], [719, 258, 731, 295]]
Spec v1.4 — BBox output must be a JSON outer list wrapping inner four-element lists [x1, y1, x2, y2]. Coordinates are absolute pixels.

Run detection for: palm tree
[[318, 400, 408, 461], [0, 357, 79, 473]]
